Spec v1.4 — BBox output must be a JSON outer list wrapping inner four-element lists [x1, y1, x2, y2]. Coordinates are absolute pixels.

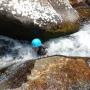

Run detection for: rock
[[76, 6, 90, 21], [69, 0, 90, 21], [0, 0, 79, 40], [69, 0, 86, 5], [86, 0, 90, 6], [0, 56, 90, 90], [0, 60, 35, 90], [27, 56, 90, 90]]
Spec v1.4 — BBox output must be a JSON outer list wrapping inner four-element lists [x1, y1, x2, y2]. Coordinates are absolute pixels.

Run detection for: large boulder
[[0, 0, 80, 40], [27, 56, 90, 90], [86, 0, 90, 6], [0, 56, 90, 90]]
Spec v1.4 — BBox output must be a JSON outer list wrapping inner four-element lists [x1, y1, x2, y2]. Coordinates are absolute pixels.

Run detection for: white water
[[47, 22, 90, 57], [0, 22, 90, 69]]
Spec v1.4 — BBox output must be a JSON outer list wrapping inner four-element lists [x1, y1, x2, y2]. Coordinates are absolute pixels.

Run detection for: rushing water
[[47, 22, 90, 57], [0, 22, 90, 70]]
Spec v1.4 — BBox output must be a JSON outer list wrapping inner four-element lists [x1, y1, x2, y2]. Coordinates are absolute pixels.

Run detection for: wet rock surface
[[27, 56, 90, 90], [0, 0, 79, 40], [0, 56, 90, 90], [69, 0, 90, 21]]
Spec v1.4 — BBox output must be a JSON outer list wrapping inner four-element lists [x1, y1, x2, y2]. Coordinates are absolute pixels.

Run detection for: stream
[[0, 22, 90, 70]]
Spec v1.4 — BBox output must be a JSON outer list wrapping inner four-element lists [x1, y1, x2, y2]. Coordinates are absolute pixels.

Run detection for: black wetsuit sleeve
[[37, 46, 47, 56]]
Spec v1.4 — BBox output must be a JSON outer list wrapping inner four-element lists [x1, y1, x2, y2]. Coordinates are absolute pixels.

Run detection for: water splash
[[47, 22, 90, 57], [0, 36, 37, 69], [0, 22, 90, 70]]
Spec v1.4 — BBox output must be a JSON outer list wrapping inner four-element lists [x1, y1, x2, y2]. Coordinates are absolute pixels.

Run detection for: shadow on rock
[[0, 60, 35, 90]]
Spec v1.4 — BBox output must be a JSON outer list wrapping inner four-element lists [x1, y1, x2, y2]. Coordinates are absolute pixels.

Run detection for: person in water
[[31, 38, 47, 56]]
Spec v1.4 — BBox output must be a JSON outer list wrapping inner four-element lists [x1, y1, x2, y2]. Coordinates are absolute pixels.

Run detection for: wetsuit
[[37, 45, 47, 56]]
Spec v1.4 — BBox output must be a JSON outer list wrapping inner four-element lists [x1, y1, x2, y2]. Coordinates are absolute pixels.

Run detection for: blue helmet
[[31, 38, 42, 48]]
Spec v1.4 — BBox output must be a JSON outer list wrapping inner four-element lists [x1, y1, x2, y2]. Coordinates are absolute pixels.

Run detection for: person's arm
[[41, 44, 47, 49]]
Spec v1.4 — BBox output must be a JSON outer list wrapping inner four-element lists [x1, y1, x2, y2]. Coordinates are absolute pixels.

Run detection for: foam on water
[[0, 36, 37, 69], [0, 22, 90, 69], [47, 22, 90, 57]]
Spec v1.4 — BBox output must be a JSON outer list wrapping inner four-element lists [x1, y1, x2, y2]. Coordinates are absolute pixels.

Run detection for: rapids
[[0, 22, 90, 70]]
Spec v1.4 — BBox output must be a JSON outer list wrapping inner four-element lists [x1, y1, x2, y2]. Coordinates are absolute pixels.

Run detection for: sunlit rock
[[0, 0, 79, 40], [27, 56, 90, 90], [0, 0, 79, 24], [86, 0, 90, 6], [69, 0, 85, 5], [69, 0, 90, 21]]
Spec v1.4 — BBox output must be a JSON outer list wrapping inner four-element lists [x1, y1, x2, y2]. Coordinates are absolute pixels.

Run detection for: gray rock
[[0, 0, 79, 40]]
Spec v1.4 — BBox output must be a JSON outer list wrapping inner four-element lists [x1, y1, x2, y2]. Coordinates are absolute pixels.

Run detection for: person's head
[[31, 38, 42, 48]]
